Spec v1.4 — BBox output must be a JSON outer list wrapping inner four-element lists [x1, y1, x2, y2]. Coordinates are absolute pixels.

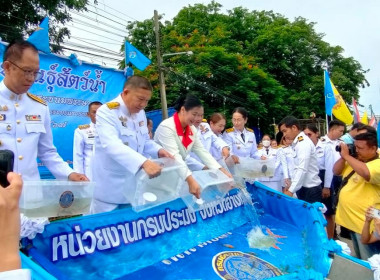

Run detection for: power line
[[67, 23, 124, 42], [71, 10, 128, 34], [71, 18, 126, 38], [88, 2, 139, 22]]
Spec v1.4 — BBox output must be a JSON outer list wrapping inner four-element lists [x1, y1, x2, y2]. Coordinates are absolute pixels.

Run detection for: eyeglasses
[[7, 61, 42, 81]]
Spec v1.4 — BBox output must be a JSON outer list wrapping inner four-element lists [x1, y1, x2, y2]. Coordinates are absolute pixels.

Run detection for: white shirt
[[321, 134, 341, 163], [0, 81, 72, 180], [282, 145, 295, 179], [0, 269, 30, 280], [222, 127, 259, 159], [73, 122, 96, 179], [257, 146, 286, 182], [92, 94, 162, 204], [289, 131, 322, 193], [154, 116, 221, 178], [189, 122, 229, 169], [316, 139, 335, 188]]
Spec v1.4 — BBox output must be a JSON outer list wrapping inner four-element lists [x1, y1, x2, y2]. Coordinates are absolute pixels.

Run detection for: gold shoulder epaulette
[[258, 147, 263, 150], [202, 118, 207, 123], [226, 128, 235, 133], [298, 136, 304, 142], [78, 124, 90, 130], [27, 93, 46, 106], [106, 102, 120, 109], [246, 127, 253, 132], [321, 137, 326, 142]]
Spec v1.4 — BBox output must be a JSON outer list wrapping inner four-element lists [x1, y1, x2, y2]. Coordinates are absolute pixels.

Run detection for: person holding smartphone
[[361, 206, 380, 246], [0, 172, 30, 279]]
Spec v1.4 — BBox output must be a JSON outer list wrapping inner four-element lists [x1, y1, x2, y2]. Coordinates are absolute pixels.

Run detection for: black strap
[[340, 170, 355, 188]]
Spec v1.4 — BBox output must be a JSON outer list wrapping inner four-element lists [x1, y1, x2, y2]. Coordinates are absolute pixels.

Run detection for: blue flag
[[125, 41, 151, 71], [324, 70, 337, 116], [27, 17, 50, 53]]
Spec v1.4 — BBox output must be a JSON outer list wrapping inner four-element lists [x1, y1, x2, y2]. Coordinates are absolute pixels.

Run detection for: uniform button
[[15, 103, 19, 107], [18, 155, 23, 160], [16, 120, 20, 124], [17, 138, 22, 143], [6, 125, 11, 131]]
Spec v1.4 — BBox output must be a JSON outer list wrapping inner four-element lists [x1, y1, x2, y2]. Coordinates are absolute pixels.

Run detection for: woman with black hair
[[154, 94, 232, 198], [222, 107, 260, 163]]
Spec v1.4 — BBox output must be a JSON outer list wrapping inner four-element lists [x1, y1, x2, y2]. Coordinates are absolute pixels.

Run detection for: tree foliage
[[0, 0, 95, 52], [124, 1, 368, 134]]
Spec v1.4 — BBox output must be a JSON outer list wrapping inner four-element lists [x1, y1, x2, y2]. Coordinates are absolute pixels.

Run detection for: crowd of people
[[1, 39, 380, 278]]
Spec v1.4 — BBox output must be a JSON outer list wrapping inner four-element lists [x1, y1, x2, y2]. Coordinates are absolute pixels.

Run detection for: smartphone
[[0, 150, 14, 187], [372, 208, 380, 219]]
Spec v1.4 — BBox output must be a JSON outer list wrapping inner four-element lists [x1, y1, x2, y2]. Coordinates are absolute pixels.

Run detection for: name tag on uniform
[[248, 140, 253, 143], [25, 115, 41, 121]]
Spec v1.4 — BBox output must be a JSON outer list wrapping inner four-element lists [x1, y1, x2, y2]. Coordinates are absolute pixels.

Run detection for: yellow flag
[[361, 111, 368, 124], [331, 81, 353, 124]]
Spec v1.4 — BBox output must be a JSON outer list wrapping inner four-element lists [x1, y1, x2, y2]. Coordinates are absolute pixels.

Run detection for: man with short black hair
[[0, 39, 87, 181], [91, 76, 172, 214], [278, 116, 322, 203], [73, 101, 102, 180], [334, 132, 380, 259]]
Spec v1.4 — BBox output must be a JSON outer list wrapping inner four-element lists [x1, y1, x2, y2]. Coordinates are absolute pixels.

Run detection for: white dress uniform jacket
[[0, 81, 72, 180], [154, 116, 221, 178], [188, 122, 230, 170], [257, 147, 287, 191], [222, 127, 259, 159], [316, 139, 334, 189], [282, 145, 295, 179], [92, 94, 162, 205], [73, 122, 96, 179], [289, 131, 321, 193]]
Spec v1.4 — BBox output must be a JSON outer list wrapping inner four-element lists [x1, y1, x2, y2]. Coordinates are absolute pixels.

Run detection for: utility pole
[[154, 10, 168, 120]]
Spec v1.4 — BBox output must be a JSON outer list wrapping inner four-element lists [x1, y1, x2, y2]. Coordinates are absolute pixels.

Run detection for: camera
[[0, 150, 14, 188], [372, 208, 380, 219], [335, 144, 357, 157]]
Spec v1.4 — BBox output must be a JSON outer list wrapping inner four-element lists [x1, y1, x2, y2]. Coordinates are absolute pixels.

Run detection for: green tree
[[0, 0, 96, 52], [124, 2, 368, 134]]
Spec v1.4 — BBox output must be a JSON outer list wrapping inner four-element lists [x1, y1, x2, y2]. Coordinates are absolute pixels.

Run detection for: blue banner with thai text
[[0, 50, 125, 167]]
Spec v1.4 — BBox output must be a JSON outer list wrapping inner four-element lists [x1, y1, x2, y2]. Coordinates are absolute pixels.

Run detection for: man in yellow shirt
[[334, 132, 380, 260]]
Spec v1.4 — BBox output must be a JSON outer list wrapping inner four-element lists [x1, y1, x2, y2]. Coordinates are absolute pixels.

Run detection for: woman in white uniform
[[222, 107, 260, 163], [257, 134, 287, 192], [187, 112, 230, 170], [154, 94, 231, 198]]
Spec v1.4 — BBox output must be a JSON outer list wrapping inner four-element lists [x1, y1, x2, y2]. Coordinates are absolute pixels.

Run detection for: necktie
[[241, 133, 245, 142], [266, 148, 269, 155]]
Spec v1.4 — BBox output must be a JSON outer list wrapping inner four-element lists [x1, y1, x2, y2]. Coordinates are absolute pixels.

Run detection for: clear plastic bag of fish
[[181, 169, 234, 212], [133, 158, 187, 212], [20, 181, 95, 218], [234, 157, 275, 179]]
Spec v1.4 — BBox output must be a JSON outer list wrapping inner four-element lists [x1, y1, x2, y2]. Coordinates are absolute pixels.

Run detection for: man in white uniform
[[278, 116, 322, 203], [91, 76, 172, 214], [73, 101, 102, 180], [0, 40, 86, 181]]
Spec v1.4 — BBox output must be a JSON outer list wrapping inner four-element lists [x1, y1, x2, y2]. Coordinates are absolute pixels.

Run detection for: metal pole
[[154, 10, 168, 120]]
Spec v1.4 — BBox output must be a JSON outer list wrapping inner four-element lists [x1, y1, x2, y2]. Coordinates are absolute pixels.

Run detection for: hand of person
[[221, 147, 230, 158], [260, 155, 267, 160], [142, 160, 162, 179], [0, 172, 23, 272], [231, 155, 240, 164], [283, 189, 293, 197], [322, 187, 331, 199], [158, 148, 174, 159], [68, 172, 89, 181], [338, 142, 350, 160], [284, 178, 291, 189], [365, 206, 375, 222], [219, 167, 232, 178], [187, 176, 201, 199]]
